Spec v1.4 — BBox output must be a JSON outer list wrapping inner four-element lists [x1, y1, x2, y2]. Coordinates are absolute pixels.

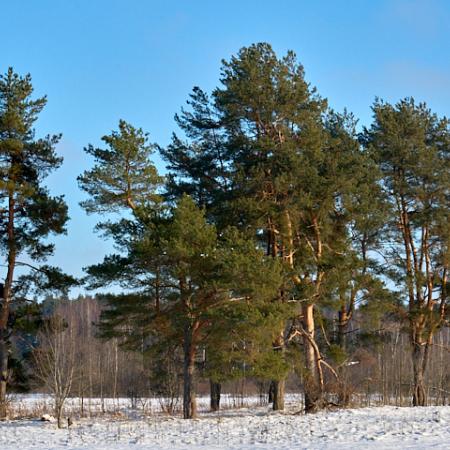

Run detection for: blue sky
[[1, 0, 449, 296]]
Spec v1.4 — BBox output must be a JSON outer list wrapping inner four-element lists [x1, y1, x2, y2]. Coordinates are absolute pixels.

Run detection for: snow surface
[[7, 393, 279, 415], [1, 398, 449, 449]]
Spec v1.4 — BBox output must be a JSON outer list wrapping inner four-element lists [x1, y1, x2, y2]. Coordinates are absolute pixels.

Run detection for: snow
[[1, 396, 449, 449]]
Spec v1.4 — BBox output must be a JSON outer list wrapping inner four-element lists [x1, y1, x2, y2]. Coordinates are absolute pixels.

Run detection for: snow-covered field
[[1, 396, 449, 449]]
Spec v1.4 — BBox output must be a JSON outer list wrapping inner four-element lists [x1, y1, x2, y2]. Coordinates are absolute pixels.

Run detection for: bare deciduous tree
[[33, 311, 76, 428]]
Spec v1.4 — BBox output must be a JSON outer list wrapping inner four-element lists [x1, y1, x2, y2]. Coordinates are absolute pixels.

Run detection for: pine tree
[[85, 195, 283, 419], [163, 43, 380, 412], [161, 87, 229, 220], [164, 42, 325, 410], [0, 68, 71, 419], [316, 112, 391, 405], [79, 122, 283, 419], [78, 119, 162, 213], [163, 197, 283, 418], [363, 98, 450, 406], [78, 119, 167, 397]]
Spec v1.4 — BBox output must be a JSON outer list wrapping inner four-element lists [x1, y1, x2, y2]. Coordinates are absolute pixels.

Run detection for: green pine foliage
[[363, 98, 450, 405], [77, 44, 448, 415], [162, 43, 391, 411], [0, 68, 73, 415], [0, 41, 448, 419], [79, 120, 163, 213]]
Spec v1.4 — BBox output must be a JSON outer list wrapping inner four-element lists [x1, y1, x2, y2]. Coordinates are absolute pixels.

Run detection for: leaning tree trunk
[[183, 324, 197, 419], [302, 303, 324, 413], [209, 380, 221, 411]]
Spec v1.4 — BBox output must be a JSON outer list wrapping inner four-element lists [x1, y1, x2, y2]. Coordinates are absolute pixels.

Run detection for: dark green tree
[[79, 120, 162, 214], [163, 43, 381, 412], [0, 68, 71, 418], [159, 196, 283, 418], [79, 122, 282, 419], [162, 86, 229, 219], [83, 195, 282, 420], [78, 118, 165, 326]]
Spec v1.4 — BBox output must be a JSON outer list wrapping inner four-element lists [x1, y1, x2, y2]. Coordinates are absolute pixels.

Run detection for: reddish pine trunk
[[302, 303, 323, 413], [0, 194, 16, 419], [0, 334, 8, 419]]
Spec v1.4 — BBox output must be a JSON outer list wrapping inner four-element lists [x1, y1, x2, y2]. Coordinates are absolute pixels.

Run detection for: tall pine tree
[[363, 98, 449, 406], [79, 123, 283, 419], [0, 68, 70, 418], [164, 43, 380, 412]]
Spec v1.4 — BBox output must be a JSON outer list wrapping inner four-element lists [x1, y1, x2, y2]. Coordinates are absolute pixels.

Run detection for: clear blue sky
[[1, 0, 449, 296]]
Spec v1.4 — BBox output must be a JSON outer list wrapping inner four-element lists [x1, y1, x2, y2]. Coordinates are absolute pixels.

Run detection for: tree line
[[0, 43, 448, 421]]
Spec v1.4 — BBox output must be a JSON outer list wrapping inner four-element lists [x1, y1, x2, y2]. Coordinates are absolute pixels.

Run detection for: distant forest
[[1, 43, 448, 423]]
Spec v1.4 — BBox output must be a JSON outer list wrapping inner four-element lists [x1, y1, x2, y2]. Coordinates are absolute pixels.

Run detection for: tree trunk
[[270, 330, 286, 411], [183, 324, 197, 419], [0, 193, 16, 420], [302, 303, 323, 413], [337, 308, 350, 406], [268, 381, 275, 404], [0, 333, 8, 419], [412, 340, 427, 406], [272, 379, 285, 411], [209, 380, 221, 411], [0, 285, 12, 420], [56, 402, 63, 429]]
